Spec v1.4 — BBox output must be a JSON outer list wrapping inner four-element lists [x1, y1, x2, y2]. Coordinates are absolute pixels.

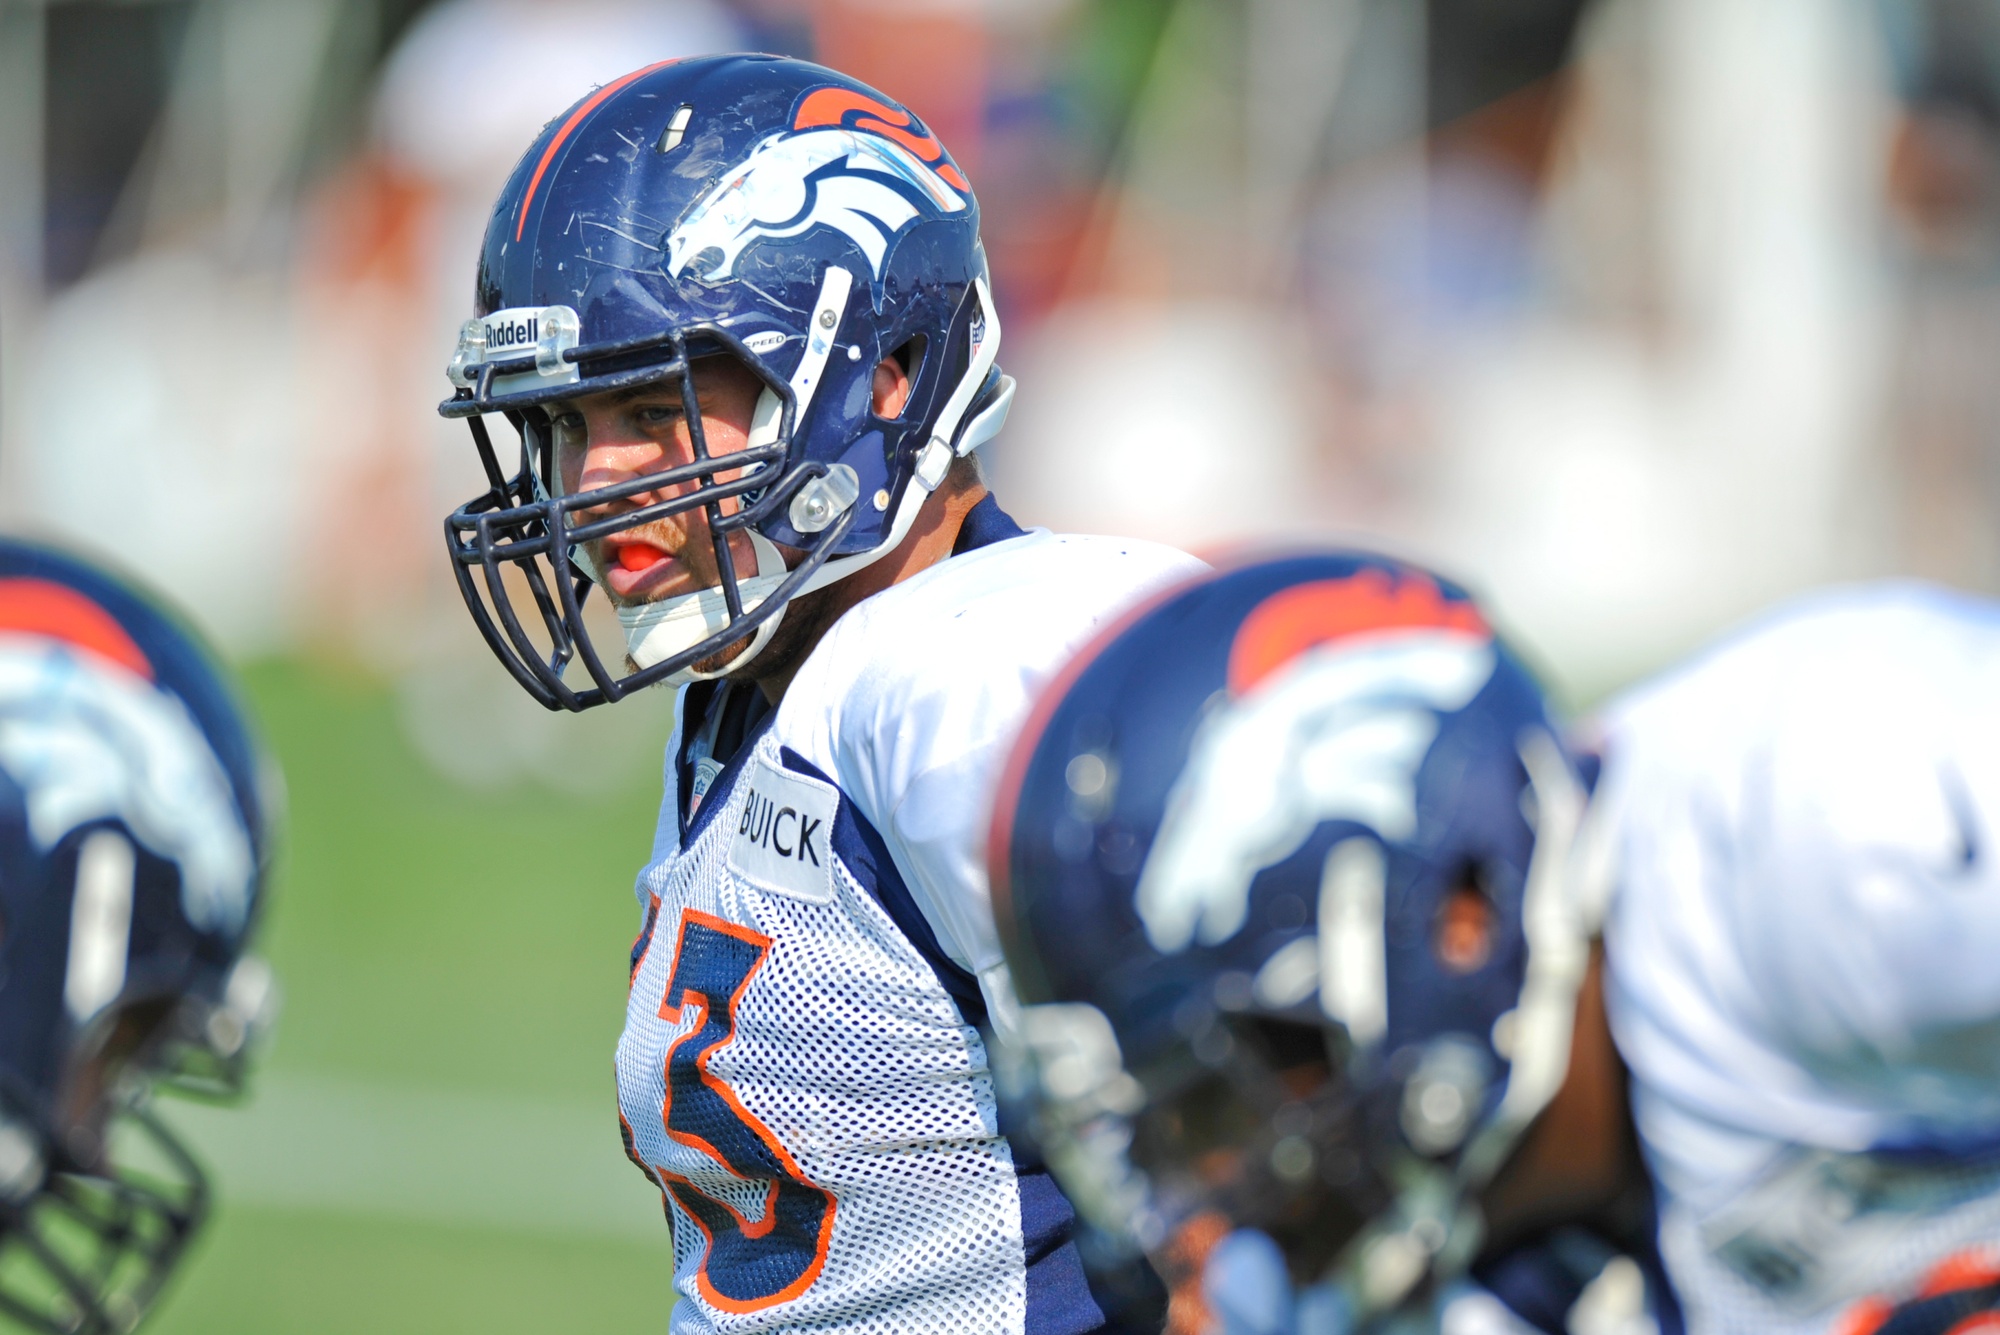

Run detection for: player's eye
[[551, 410, 586, 435], [636, 403, 684, 428]]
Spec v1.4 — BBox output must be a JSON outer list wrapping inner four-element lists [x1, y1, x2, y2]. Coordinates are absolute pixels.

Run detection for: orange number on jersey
[[653, 909, 835, 1313]]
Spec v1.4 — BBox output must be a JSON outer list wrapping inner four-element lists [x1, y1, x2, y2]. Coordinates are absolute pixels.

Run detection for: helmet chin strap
[[617, 530, 791, 686]]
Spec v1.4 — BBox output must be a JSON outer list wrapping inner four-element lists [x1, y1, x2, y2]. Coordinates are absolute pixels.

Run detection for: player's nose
[[574, 436, 683, 514]]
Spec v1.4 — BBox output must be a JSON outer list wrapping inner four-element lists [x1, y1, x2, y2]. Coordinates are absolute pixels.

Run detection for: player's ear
[[872, 355, 911, 419], [1435, 876, 1496, 973]]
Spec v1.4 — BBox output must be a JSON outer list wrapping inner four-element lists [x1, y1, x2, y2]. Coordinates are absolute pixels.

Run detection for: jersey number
[[657, 910, 836, 1313]]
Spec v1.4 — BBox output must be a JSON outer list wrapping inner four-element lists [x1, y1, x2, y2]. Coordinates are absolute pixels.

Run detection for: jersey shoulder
[[778, 530, 1205, 758], [1598, 580, 2000, 1160], [1604, 581, 2000, 749], [767, 530, 1203, 978]]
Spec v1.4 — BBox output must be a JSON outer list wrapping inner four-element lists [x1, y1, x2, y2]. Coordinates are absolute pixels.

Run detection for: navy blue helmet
[[990, 553, 1589, 1328], [440, 54, 1012, 710], [0, 538, 276, 1334]]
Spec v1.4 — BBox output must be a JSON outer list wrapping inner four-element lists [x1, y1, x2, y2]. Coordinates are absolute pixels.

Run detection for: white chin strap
[[617, 530, 791, 685]]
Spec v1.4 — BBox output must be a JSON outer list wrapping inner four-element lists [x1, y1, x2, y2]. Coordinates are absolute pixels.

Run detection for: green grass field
[[145, 658, 681, 1333]]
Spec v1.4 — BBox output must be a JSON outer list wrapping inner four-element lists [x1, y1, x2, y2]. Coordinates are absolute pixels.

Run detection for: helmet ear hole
[[1434, 872, 1497, 975], [877, 335, 929, 422]]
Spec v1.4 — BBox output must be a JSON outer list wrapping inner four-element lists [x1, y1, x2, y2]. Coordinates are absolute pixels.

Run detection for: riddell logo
[[484, 315, 539, 351], [739, 785, 822, 866]]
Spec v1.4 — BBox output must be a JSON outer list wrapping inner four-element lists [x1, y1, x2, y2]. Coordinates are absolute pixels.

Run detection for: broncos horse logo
[[666, 89, 969, 288], [1136, 570, 1496, 954], [0, 580, 254, 940]]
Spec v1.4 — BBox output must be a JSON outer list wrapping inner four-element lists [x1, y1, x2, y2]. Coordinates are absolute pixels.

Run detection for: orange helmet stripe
[[1228, 568, 1487, 696], [0, 578, 152, 680], [792, 87, 971, 192], [515, 60, 681, 243]]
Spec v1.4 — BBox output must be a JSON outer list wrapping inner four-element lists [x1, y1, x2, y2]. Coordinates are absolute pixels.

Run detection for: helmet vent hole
[[657, 105, 694, 154]]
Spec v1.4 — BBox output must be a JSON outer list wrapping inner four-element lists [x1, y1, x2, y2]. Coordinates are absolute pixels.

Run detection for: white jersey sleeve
[[776, 529, 1206, 1020], [1591, 583, 2000, 1334]]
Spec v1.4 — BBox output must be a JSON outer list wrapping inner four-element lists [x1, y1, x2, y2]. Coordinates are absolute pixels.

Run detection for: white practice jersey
[[615, 508, 1202, 1335], [1589, 584, 2000, 1335]]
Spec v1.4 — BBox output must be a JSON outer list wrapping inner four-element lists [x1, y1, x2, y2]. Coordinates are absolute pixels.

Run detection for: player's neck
[[1474, 946, 1643, 1256], [749, 480, 991, 706]]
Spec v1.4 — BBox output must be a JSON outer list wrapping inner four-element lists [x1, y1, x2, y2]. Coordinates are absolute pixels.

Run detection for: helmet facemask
[[444, 314, 859, 713], [1125, 1016, 1395, 1280], [1008, 998, 1470, 1326], [0, 1097, 208, 1335], [0, 989, 231, 1335], [442, 264, 1010, 713]]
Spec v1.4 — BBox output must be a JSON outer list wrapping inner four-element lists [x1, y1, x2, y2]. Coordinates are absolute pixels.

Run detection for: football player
[[0, 536, 276, 1334], [987, 551, 1641, 1334], [436, 55, 1201, 1331], [1575, 583, 2000, 1335], [997, 561, 2000, 1335]]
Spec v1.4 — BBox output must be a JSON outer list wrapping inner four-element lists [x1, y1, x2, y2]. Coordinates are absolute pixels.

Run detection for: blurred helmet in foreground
[[0, 538, 276, 1334], [990, 552, 1589, 1329], [440, 53, 1012, 710]]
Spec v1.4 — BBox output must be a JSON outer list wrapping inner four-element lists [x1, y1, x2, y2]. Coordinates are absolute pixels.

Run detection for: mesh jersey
[[617, 522, 1204, 1334], [1589, 584, 2000, 1335]]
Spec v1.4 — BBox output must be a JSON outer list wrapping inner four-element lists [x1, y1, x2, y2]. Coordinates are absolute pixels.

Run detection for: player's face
[[550, 356, 914, 609], [550, 356, 770, 608]]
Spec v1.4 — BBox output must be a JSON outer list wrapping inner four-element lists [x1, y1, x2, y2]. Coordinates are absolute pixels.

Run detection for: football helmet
[[989, 552, 1590, 1330], [0, 537, 276, 1334], [440, 54, 1013, 710]]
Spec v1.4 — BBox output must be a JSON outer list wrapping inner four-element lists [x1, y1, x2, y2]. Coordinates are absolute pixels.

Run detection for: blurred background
[[1, 0, 1996, 1328]]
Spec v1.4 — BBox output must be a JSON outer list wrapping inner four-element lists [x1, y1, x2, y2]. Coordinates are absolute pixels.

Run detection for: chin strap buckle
[[915, 438, 954, 492], [789, 463, 861, 533]]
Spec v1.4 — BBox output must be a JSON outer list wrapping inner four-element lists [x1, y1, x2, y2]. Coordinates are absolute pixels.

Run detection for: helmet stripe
[[1227, 569, 1486, 696], [0, 578, 152, 679], [792, 87, 971, 192], [515, 59, 681, 243]]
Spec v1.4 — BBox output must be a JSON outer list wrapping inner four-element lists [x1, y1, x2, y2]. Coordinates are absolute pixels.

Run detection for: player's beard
[[716, 582, 846, 687], [607, 555, 842, 688], [594, 505, 770, 669]]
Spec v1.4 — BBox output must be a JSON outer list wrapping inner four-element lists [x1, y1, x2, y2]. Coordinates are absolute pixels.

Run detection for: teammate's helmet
[[0, 538, 276, 1334], [440, 54, 1012, 711], [990, 553, 1590, 1326]]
